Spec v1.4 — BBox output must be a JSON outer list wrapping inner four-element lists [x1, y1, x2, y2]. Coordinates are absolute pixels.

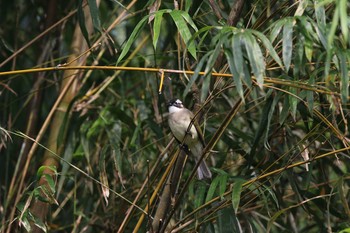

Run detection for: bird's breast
[[169, 112, 197, 146]]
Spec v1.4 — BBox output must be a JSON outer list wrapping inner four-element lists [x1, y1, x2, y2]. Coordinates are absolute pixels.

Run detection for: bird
[[167, 99, 212, 180]]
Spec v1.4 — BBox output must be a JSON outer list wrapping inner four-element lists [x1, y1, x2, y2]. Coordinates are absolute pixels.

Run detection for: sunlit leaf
[[282, 18, 293, 72], [294, 0, 308, 16]]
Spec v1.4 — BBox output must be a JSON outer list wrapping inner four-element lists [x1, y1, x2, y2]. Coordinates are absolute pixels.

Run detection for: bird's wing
[[189, 111, 206, 147]]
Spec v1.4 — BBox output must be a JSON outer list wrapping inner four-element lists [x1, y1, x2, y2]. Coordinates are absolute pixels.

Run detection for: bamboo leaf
[[217, 207, 240, 232], [263, 91, 280, 150], [195, 182, 207, 208], [231, 179, 245, 214], [251, 30, 284, 69], [338, 50, 349, 103], [337, 177, 350, 218], [269, 19, 285, 43], [205, 176, 220, 202], [283, 18, 293, 72], [243, 32, 265, 87], [219, 175, 228, 197], [294, 0, 308, 16], [179, 11, 198, 31], [117, 15, 148, 64], [307, 75, 315, 114], [338, 0, 348, 44], [78, 0, 91, 47], [201, 39, 222, 101], [232, 35, 244, 81], [87, 0, 101, 32], [169, 10, 197, 59], [152, 11, 165, 49], [225, 49, 244, 100], [279, 93, 290, 125], [183, 52, 211, 98], [249, 94, 273, 157], [314, 0, 326, 29], [99, 147, 110, 205], [289, 86, 298, 119]]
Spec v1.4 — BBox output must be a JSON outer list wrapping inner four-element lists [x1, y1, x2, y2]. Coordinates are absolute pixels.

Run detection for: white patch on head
[[175, 99, 182, 105], [169, 105, 183, 113]]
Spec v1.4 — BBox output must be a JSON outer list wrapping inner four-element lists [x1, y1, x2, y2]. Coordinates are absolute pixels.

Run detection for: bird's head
[[168, 99, 184, 113]]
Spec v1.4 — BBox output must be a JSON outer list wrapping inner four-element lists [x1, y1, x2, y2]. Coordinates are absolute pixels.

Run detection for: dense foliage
[[1, 0, 349, 232]]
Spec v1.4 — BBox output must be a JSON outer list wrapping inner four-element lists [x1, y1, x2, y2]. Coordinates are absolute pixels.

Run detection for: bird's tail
[[191, 143, 212, 180]]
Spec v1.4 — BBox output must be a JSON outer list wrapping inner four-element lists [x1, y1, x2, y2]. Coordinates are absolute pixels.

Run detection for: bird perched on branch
[[167, 99, 212, 180]]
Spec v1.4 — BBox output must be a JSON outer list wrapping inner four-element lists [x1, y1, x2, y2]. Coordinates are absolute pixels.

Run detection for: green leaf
[[263, 91, 280, 150], [294, 0, 307, 16], [338, 50, 349, 103], [78, 0, 91, 47], [249, 94, 274, 157], [179, 11, 198, 31], [338, 0, 348, 44], [99, 146, 110, 205], [32, 214, 47, 232], [152, 11, 165, 49], [36, 165, 57, 179], [294, 31, 306, 77], [183, 52, 211, 98], [232, 35, 244, 81], [169, 10, 197, 59], [279, 93, 290, 125], [219, 175, 228, 197], [314, 0, 326, 29], [269, 19, 285, 43], [231, 179, 245, 214], [225, 49, 244, 100], [200, 39, 222, 102], [185, 0, 192, 12], [44, 174, 56, 194], [205, 176, 220, 202], [337, 176, 350, 218], [87, 0, 101, 32], [20, 215, 32, 232], [117, 15, 148, 64], [251, 30, 283, 69], [282, 18, 293, 72], [243, 31, 265, 87], [108, 107, 135, 127], [217, 207, 241, 232], [130, 121, 141, 147], [195, 182, 207, 208], [307, 76, 315, 114]]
